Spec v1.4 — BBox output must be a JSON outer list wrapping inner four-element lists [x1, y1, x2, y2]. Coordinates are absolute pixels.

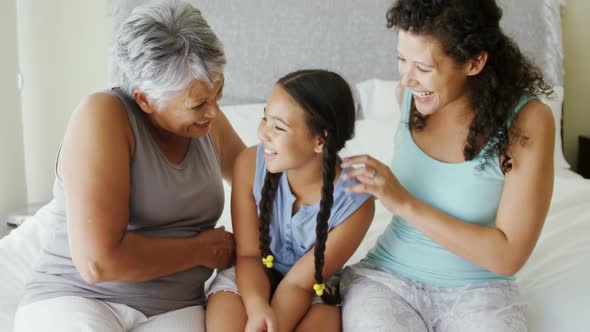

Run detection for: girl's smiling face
[[257, 86, 324, 173]]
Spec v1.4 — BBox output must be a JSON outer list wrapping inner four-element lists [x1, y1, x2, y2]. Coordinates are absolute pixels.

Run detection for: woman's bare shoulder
[[63, 91, 135, 159], [76, 91, 127, 118], [513, 98, 554, 133]]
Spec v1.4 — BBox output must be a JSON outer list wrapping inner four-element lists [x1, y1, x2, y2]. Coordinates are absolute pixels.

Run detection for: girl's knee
[[295, 303, 341, 332]]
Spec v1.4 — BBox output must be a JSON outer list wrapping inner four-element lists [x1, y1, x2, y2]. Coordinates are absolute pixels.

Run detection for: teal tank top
[[364, 88, 535, 287]]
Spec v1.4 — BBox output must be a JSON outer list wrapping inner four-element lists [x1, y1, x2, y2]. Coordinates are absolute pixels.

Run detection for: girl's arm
[[270, 199, 375, 332], [344, 100, 554, 276], [232, 146, 278, 331], [63, 93, 235, 284]]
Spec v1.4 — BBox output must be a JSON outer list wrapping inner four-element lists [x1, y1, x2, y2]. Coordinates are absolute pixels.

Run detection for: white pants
[[14, 296, 205, 332], [341, 262, 528, 332], [208, 267, 340, 305]]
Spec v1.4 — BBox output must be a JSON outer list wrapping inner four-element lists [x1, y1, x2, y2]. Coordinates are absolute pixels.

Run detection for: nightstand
[[0, 222, 14, 239], [579, 135, 590, 179], [1, 202, 46, 239]]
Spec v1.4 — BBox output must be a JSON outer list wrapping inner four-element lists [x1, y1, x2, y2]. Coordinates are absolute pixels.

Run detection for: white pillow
[[356, 79, 570, 170], [221, 103, 265, 147], [539, 86, 570, 169], [356, 79, 400, 122], [346, 79, 400, 164], [341, 118, 397, 165]]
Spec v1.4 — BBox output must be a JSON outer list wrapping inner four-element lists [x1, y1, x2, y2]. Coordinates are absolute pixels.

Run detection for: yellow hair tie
[[313, 283, 326, 296], [262, 255, 274, 268]]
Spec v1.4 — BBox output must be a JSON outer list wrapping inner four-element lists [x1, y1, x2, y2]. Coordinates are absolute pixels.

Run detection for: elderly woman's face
[[397, 30, 473, 116], [151, 78, 224, 138]]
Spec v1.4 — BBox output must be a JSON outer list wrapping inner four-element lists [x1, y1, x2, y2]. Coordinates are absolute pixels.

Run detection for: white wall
[[563, 0, 590, 171], [16, 0, 112, 204], [0, 0, 27, 216]]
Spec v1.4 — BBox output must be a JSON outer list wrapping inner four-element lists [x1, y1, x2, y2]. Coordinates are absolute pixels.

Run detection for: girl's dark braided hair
[[258, 69, 355, 304], [387, 0, 553, 172]]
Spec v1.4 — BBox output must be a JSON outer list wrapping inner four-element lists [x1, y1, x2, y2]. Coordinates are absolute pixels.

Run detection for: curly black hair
[[387, 0, 553, 172], [258, 70, 356, 304]]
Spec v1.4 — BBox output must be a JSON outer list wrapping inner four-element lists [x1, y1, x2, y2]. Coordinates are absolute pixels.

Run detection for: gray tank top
[[21, 88, 225, 316]]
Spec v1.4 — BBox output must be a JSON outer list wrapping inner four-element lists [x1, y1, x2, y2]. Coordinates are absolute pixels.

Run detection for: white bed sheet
[[1, 105, 589, 331]]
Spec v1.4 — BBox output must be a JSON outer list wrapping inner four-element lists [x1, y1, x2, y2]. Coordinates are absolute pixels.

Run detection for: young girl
[[206, 70, 375, 332]]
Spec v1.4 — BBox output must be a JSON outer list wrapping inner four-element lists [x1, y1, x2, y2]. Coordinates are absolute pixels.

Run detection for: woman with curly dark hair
[[340, 0, 554, 330], [206, 70, 374, 332]]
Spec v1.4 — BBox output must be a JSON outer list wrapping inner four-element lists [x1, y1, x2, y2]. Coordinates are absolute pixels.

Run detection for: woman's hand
[[195, 227, 235, 270], [245, 305, 278, 332], [342, 154, 411, 215]]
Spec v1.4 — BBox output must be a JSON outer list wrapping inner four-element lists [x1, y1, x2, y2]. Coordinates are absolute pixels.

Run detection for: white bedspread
[[1, 172, 589, 331], [517, 172, 590, 331]]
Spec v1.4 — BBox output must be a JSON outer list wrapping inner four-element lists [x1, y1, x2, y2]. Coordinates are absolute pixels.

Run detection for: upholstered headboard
[[109, 0, 566, 105]]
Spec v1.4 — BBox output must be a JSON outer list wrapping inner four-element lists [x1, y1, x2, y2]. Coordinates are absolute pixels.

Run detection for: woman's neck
[[143, 115, 191, 164], [429, 95, 474, 127]]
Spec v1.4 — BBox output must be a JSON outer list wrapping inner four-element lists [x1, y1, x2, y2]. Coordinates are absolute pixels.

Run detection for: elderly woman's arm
[[61, 93, 234, 284], [210, 107, 246, 185]]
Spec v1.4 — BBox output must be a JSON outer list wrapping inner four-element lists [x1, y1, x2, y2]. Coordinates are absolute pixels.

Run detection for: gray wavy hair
[[113, 0, 226, 107]]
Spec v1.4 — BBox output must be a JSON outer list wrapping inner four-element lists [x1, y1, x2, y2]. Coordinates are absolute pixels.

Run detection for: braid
[[272, 69, 356, 303], [258, 171, 281, 259], [314, 136, 339, 304]]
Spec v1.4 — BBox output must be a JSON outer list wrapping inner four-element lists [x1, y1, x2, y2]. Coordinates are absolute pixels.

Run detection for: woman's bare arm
[[62, 93, 234, 284], [210, 108, 246, 185]]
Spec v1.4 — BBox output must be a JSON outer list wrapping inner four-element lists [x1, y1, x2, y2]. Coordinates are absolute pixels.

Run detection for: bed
[[2, 0, 589, 331], [2, 102, 590, 331]]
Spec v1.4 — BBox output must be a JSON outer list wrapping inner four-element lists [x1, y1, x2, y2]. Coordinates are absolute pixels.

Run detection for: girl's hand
[[342, 154, 411, 215], [245, 306, 278, 332]]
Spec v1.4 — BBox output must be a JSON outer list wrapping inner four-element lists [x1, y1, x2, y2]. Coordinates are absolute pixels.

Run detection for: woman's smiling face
[[397, 29, 473, 116], [139, 78, 225, 139]]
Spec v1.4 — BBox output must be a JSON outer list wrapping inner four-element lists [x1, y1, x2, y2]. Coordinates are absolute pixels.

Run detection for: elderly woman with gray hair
[[14, 1, 244, 331]]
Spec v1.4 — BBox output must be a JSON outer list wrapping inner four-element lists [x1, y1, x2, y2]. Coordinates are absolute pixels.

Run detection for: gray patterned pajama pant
[[340, 262, 528, 332]]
